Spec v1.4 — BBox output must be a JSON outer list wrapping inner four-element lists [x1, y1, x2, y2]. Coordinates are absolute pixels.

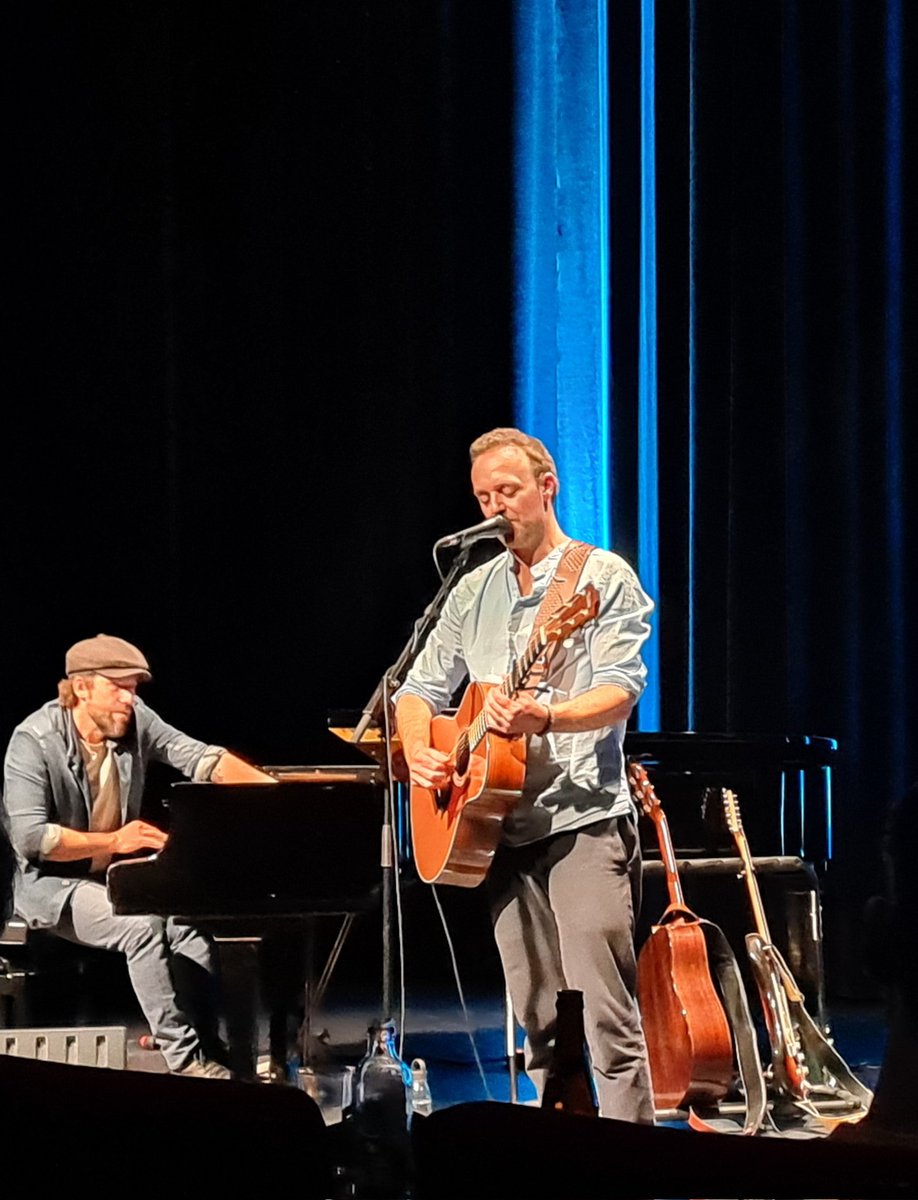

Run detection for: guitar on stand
[[720, 787, 873, 1126], [410, 585, 600, 887], [627, 762, 735, 1112]]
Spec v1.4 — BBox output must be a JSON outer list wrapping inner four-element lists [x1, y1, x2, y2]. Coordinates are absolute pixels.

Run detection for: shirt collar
[[506, 539, 572, 594]]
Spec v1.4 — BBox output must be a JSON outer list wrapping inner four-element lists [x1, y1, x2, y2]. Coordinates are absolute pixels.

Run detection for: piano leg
[[215, 936, 260, 1082], [260, 928, 310, 1081]]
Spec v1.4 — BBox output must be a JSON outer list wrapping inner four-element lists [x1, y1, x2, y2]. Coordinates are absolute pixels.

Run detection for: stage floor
[[4, 936, 885, 1122]]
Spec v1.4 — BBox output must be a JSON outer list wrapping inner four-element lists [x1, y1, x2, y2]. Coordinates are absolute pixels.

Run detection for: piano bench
[[1, 927, 135, 1031]]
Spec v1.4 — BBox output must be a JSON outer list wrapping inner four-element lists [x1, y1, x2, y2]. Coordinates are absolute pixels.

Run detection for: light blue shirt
[[395, 543, 654, 845]]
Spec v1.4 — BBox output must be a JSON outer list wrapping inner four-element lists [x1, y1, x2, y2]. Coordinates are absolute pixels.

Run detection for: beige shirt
[[78, 738, 121, 874]]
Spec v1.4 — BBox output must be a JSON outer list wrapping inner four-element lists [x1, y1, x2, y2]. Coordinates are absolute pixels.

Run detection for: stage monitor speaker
[[0, 1024, 127, 1068]]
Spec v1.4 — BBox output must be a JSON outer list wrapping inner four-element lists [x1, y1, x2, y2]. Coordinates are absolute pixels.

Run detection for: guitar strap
[[693, 933, 871, 1133], [530, 552, 770, 1135], [525, 540, 595, 687], [764, 950, 873, 1124], [688, 920, 775, 1136]]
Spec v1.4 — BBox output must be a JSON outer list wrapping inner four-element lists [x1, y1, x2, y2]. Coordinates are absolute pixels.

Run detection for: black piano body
[[108, 770, 385, 1079]]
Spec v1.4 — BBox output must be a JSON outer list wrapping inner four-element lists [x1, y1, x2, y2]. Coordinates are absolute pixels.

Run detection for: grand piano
[[107, 766, 386, 1080]]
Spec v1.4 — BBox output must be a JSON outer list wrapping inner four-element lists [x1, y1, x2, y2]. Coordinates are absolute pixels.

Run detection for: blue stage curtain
[[512, 0, 612, 549], [512, 0, 661, 729]]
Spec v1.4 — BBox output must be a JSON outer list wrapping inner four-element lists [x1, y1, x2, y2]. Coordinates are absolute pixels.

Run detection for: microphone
[[435, 514, 512, 548]]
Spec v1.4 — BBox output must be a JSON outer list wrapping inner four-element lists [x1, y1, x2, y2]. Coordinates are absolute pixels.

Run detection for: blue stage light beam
[[512, 0, 661, 730]]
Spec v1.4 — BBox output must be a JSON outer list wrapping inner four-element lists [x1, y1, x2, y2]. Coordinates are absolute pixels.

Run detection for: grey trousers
[[57, 879, 220, 1071], [488, 815, 655, 1124]]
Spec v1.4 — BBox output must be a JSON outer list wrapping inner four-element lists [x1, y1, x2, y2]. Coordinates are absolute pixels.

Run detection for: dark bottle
[[541, 989, 599, 1116], [354, 1020, 413, 1136], [349, 1020, 413, 1198]]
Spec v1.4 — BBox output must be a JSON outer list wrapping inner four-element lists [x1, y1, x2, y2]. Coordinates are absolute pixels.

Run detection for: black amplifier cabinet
[[626, 733, 837, 1022], [638, 855, 827, 1025]]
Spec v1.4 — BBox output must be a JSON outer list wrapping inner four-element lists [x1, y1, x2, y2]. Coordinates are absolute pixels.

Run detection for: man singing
[[395, 428, 656, 1122]]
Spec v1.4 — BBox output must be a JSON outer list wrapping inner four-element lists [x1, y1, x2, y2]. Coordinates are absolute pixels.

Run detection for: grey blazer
[[2, 698, 217, 927]]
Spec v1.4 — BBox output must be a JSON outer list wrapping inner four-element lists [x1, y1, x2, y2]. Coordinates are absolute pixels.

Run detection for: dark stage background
[[2, 2, 915, 999]]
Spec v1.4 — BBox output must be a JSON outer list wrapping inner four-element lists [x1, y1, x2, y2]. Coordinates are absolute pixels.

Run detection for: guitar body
[[637, 906, 734, 1109], [410, 682, 526, 887], [407, 586, 599, 888], [745, 933, 809, 1101]]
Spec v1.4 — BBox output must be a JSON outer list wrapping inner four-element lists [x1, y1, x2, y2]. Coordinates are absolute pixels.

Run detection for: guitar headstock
[[721, 788, 744, 836], [626, 760, 661, 819], [542, 584, 600, 645]]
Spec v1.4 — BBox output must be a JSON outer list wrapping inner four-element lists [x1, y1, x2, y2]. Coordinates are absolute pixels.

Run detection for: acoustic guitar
[[410, 585, 599, 887], [720, 788, 873, 1120], [628, 762, 734, 1110]]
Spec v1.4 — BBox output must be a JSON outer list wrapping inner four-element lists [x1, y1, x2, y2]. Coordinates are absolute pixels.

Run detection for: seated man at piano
[[395, 427, 656, 1123], [2, 633, 273, 1079]]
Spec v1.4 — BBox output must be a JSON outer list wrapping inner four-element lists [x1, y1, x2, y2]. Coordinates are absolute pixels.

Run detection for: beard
[[87, 707, 134, 740]]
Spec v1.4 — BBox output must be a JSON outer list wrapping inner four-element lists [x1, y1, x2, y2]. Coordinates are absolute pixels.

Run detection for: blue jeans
[[57, 879, 220, 1071]]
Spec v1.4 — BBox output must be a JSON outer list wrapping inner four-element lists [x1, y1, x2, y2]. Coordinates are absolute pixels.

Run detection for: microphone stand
[[351, 541, 479, 1023]]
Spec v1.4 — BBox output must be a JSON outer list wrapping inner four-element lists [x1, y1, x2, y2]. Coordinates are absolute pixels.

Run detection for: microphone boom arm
[[350, 543, 475, 746]]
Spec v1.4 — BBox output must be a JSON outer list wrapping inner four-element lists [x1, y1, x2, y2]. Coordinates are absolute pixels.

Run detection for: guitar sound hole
[[435, 788, 450, 812]]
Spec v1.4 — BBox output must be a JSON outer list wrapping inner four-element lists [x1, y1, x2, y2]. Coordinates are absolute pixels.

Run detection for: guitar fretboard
[[722, 789, 773, 946], [455, 624, 550, 761]]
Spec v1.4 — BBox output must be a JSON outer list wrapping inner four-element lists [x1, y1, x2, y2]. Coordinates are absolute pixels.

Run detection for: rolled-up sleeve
[[393, 581, 471, 715], [137, 700, 222, 779], [4, 730, 56, 864], [586, 559, 654, 697]]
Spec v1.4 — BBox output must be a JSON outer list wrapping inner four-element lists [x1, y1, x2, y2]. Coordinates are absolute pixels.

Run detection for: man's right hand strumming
[[395, 693, 452, 789], [406, 746, 452, 790]]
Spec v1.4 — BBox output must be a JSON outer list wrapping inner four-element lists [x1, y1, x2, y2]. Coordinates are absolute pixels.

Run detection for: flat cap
[[65, 633, 152, 682]]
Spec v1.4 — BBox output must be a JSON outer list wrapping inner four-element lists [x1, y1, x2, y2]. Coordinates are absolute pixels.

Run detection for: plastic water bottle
[[410, 1057, 433, 1118]]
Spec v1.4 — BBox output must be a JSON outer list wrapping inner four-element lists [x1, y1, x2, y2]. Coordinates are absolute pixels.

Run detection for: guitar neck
[[464, 628, 547, 753], [731, 824, 773, 945], [648, 809, 687, 909]]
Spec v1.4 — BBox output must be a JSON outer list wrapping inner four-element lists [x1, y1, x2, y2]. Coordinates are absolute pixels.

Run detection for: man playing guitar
[[395, 427, 656, 1123]]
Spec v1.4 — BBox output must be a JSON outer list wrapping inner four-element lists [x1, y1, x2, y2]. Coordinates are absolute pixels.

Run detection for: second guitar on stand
[[628, 761, 735, 1111]]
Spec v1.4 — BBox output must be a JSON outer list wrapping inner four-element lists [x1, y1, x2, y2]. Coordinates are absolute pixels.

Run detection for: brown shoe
[[173, 1058, 232, 1080]]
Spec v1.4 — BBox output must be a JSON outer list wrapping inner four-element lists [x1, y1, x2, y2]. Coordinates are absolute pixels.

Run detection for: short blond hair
[[469, 428, 557, 480]]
